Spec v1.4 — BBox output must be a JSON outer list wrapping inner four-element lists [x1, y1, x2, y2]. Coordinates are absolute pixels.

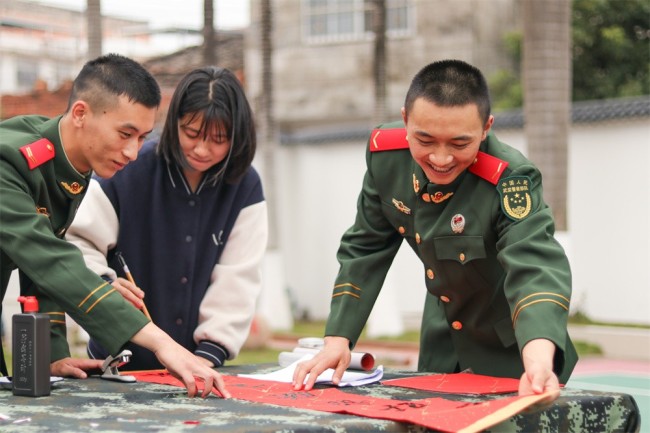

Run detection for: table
[[0, 364, 640, 432]]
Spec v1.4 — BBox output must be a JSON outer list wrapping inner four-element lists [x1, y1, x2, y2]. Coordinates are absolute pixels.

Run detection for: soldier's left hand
[[51, 357, 104, 379]]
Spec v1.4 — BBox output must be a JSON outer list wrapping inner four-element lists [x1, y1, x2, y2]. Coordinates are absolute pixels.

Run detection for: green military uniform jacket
[[325, 122, 578, 383], [0, 115, 149, 369]]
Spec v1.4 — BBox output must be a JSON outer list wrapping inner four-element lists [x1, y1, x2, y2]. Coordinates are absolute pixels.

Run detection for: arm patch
[[497, 176, 533, 220]]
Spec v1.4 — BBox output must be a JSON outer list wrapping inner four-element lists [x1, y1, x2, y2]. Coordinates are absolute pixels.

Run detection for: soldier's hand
[[51, 357, 104, 379], [519, 338, 561, 410], [293, 336, 351, 391]]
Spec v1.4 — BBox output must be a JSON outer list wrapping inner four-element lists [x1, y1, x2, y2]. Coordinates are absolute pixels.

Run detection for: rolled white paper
[[278, 347, 375, 371]]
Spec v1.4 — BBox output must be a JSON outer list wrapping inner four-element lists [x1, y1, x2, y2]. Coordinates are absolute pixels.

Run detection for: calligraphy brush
[[115, 251, 152, 321]]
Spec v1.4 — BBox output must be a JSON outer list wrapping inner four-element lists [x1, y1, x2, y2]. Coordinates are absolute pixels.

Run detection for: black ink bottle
[[12, 296, 51, 397]]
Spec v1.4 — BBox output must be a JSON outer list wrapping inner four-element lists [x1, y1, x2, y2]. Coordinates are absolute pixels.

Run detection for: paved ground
[[569, 357, 649, 432]]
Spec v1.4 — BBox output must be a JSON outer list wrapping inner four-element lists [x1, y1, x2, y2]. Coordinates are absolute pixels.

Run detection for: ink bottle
[[12, 296, 51, 397]]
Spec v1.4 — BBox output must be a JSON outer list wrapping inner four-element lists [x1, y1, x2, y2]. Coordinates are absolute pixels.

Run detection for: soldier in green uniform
[[0, 54, 230, 399], [293, 60, 577, 401]]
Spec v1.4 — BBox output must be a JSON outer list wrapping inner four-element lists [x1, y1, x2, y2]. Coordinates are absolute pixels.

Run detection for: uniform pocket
[[433, 236, 486, 264]]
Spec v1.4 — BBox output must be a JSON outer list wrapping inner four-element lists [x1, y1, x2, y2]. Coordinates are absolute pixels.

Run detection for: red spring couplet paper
[[382, 372, 521, 395], [131, 370, 552, 433]]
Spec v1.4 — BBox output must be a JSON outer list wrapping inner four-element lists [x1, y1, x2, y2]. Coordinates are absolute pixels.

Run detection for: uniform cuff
[[195, 341, 229, 367]]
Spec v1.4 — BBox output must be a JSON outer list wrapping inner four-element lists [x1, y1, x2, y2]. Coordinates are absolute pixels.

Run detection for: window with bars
[[302, 0, 412, 43]]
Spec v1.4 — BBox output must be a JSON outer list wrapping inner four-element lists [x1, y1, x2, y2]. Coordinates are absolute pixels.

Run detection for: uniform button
[[440, 295, 450, 303], [180, 277, 188, 284], [189, 200, 196, 207], [426, 269, 434, 279], [459, 252, 466, 262], [415, 233, 421, 244], [422, 193, 431, 203], [185, 235, 192, 242], [176, 318, 183, 325], [398, 226, 406, 235], [452, 321, 462, 330]]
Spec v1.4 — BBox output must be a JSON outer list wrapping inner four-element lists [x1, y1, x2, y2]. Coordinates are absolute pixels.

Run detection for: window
[[16, 58, 39, 92], [303, 0, 412, 43]]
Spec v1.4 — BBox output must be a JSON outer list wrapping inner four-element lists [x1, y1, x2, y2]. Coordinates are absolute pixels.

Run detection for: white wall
[[567, 119, 650, 324]]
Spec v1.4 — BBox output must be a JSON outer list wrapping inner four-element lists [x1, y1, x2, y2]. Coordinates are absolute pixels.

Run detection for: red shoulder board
[[20, 138, 56, 170], [369, 128, 409, 152], [468, 151, 509, 185]]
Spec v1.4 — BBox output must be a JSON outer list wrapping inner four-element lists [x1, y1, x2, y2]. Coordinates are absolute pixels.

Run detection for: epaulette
[[468, 151, 508, 185], [19, 138, 56, 170], [369, 128, 409, 152]]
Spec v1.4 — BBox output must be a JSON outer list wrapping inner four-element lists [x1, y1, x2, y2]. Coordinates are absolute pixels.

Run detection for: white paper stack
[[240, 354, 383, 387]]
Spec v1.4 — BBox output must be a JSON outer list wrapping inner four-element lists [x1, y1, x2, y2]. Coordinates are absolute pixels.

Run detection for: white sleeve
[[65, 179, 119, 281], [194, 200, 268, 359]]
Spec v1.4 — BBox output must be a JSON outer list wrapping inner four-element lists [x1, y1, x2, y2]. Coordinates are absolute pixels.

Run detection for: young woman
[[67, 67, 268, 371]]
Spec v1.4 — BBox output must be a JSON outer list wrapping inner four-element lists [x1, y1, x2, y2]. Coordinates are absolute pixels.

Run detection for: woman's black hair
[[157, 66, 256, 184]]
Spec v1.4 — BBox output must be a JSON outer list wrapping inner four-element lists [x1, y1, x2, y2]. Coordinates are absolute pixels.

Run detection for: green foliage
[[572, 0, 650, 101], [489, 0, 649, 110], [489, 69, 523, 111]]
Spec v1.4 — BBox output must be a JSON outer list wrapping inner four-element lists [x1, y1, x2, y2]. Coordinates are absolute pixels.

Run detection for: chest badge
[[60, 181, 84, 195], [392, 198, 411, 215], [451, 214, 465, 234], [431, 191, 453, 204], [498, 176, 533, 220]]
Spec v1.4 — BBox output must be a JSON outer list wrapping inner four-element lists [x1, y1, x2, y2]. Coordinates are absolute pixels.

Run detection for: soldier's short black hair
[[157, 66, 256, 185], [67, 53, 161, 112], [404, 59, 491, 124]]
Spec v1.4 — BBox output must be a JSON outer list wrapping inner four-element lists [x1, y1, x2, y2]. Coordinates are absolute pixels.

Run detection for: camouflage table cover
[[0, 364, 640, 432]]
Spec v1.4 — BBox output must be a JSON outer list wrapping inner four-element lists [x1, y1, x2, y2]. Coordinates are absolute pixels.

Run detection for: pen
[[115, 252, 152, 321]]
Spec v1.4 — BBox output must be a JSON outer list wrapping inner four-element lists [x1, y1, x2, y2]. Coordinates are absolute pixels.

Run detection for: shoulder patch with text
[[497, 176, 533, 221]]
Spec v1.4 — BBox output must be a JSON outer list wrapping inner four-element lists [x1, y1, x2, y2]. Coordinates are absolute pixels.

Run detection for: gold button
[[415, 233, 421, 244], [440, 295, 450, 303], [459, 252, 466, 262], [422, 193, 431, 203], [398, 226, 406, 235], [452, 321, 462, 330], [426, 269, 434, 279]]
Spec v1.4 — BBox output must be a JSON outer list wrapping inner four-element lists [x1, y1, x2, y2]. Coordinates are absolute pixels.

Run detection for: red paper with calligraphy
[[382, 372, 521, 394], [131, 370, 551, 433]]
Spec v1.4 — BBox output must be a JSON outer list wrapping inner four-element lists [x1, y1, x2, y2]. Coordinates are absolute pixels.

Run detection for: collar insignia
[[431, 191, 453, 204], [36, 206, 50, 217], [60, 181, 84, 195], [412, 174, 420, 194]]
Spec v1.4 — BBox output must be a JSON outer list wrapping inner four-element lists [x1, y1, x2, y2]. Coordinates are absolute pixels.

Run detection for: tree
[[86, 0, 102, 60], [490, 0, 649, 110], [203, 0, 216, 65], [370, 0, 387, 125], [260, 0, 278, 250], [522, 0, 572, 230], [572, 0, 650, 101]]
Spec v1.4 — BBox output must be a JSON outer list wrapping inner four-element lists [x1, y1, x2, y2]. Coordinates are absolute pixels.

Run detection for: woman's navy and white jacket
[[66, 143, 268, 370]]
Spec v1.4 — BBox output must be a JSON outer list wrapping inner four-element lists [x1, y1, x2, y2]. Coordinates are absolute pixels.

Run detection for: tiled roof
[[143, 30, 244, 88], [493, 95, 650, 129], [281, 96, 650, 145]]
